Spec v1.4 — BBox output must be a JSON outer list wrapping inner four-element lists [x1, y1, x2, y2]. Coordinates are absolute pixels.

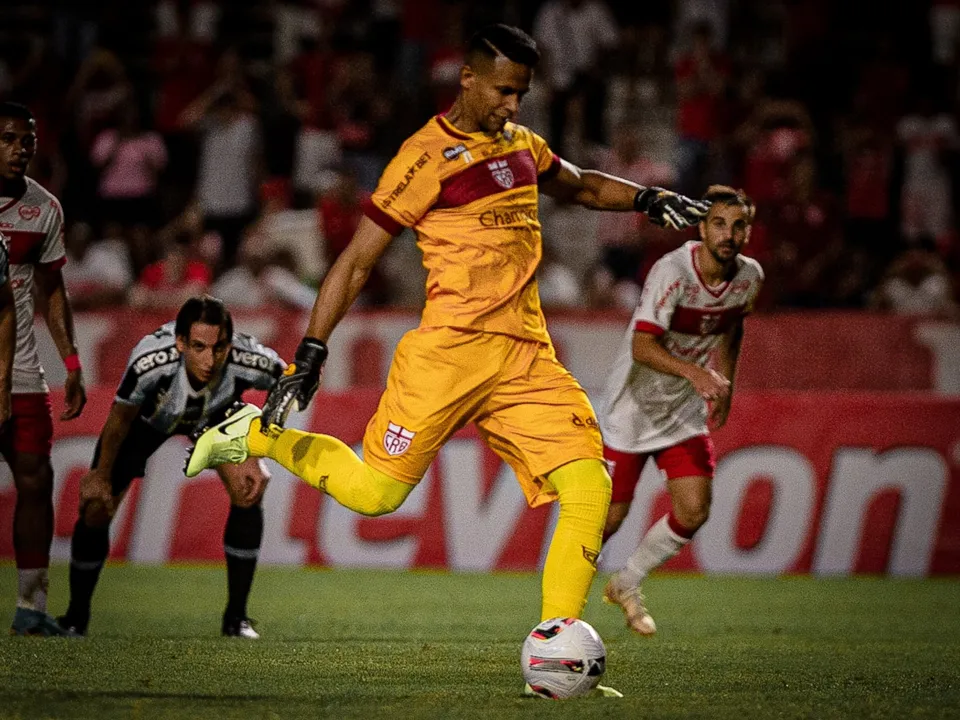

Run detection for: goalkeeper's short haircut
[[467, 24, 540, 69]]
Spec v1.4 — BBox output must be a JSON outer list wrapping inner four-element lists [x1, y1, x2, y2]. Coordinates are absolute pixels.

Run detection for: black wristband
[[297, 337, 329, 368], [633, 187, 653, 213]]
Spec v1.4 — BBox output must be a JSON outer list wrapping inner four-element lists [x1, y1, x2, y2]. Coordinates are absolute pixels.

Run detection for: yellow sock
[[247, 419, 413, 516], [540, 459, 611, 621]]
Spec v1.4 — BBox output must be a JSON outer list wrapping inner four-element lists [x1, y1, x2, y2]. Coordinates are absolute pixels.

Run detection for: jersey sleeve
[[365, 140, 440, 234], [230, 333, 286, 392], [634, 258, 683, 336], [114, 333, 179, 406], [527, 129, 561, 181], [744, 264, 765, 314], [39, 197, 66, 269]]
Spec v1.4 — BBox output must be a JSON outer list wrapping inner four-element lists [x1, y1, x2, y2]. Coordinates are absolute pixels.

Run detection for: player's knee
[[81, 501, 112, 528], [14, 466, 54, 504], [674, 502, 709, 532], [356, 466, 411, 517]]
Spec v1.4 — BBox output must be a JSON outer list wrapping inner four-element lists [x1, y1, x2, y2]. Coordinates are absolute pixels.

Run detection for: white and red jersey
[[599, 241, 763, 453], [0, 178, 66, 394]]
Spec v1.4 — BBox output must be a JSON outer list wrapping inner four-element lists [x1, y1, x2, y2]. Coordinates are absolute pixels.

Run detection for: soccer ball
[[520, 617, 606, 699]]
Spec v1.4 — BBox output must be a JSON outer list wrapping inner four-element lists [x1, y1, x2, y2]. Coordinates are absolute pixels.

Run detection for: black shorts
[[92, 420, 172, 496]]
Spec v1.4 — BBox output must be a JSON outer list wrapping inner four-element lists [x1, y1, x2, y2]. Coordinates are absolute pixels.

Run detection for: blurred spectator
[[61, 221, 134, 310], [539, 244, 583, 309], [590, 124, 678, 305], [319, 167, 389, 305], [151, 31, 215, 213], [90, 104, 168, 235], [754, 152, 843, 308], [155, 0, 221, 43], [674, 21, 729, 193], [930, 0, 960, 66], [129, 228, 212, 309], [65, 47, 131, 148], [533, 0, 618, 156], [180, 52, 262, 270], [732, 93, 813, 204], [871, 248, 959, 318], [273, 1, 322, 65], [212, 229, 317, 311], [840, 123, 897, 265], [428, 4, 466, 113], [674, 0, 730, 51], [897, 89, 958, 252], [327, 52, 394, 190]]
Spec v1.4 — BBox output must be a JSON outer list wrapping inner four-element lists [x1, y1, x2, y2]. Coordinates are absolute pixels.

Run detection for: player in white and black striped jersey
[[599, 186, 763, 635], [58, 296, 286, 638]]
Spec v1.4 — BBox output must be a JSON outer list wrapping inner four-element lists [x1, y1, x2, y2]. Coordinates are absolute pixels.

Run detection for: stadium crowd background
[[1, 0, 958, 318]]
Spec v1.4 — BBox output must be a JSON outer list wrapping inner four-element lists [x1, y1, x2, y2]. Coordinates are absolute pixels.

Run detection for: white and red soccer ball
[[521, 617, 606, 699]]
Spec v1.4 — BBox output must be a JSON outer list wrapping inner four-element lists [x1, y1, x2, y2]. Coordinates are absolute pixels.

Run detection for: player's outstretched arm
[[261, 217, 394, 431], [0, 280, 14, 427], [540, 159, 709, 229]]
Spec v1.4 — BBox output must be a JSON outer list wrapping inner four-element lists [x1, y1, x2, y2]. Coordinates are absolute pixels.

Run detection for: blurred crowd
[[2, 0, 959, 318]]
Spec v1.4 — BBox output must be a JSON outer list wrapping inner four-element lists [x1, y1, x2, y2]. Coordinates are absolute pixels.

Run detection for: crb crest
[[699, 313, 721, 334], [383, 422, 416, 456], [487, 159, 514, 189]]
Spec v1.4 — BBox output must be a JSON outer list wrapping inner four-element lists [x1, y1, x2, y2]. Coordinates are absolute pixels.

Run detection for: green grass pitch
[[0, 566, 958, 719]]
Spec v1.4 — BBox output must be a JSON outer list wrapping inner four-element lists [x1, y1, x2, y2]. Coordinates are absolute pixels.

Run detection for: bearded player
[[0, 102, 87, 636], [185, 25, 708, 690], [599, 186, 763, 635]]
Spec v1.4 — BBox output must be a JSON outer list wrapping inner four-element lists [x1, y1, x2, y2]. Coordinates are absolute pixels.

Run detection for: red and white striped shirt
[[0, 178, 66, 394], [600, 241, 763, 453]]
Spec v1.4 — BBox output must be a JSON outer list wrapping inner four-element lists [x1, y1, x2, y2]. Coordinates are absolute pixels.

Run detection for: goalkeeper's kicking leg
[[186, 404, 414, 516]]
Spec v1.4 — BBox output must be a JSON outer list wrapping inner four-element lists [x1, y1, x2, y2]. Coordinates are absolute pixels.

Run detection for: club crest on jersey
[[383, 422, 415, 456], [18, 205, 41, 221], [487, 159, 514, 189], [700, 313, 720, 334]]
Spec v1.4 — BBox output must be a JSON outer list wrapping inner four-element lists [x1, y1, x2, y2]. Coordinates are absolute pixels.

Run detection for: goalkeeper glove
[[635, 187, 711, 230], [261, 337, 328, 433]]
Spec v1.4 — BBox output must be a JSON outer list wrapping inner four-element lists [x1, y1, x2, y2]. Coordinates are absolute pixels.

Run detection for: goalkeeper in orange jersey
[[186, 22, 707, 678]]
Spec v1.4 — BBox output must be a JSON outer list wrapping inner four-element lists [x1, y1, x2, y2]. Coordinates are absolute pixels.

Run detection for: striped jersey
[[364, 115, 561, 343], [0, 178, 66, 394], [600, 241, 764, 453], [115, 322, 285, 435]]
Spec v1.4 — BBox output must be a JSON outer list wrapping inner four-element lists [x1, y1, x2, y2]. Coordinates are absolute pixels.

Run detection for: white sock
[[616, 515, 689, 589], [17, 568, 49, 612]]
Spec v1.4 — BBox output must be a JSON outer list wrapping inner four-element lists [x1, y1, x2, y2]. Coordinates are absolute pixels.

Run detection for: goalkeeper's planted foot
[[185, 403, 261, 478]]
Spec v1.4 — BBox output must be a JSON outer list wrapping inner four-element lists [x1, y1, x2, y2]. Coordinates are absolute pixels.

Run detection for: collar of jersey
[[435, 114, 510, 143]]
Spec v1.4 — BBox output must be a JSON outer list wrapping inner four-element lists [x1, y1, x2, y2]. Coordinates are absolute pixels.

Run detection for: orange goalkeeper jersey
[[364, 114, 561, 343]]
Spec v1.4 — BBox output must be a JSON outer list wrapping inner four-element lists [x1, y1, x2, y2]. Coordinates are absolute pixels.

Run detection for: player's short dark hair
[[466, 24, 540, 69], [175, 295, 233, 340], [0, 102, 35, 123], [703, 185, 755, 222]]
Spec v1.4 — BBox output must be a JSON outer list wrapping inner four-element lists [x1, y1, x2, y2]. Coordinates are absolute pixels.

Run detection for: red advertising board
[[36, 310, 960, 394], [1, 389, 957, 576]]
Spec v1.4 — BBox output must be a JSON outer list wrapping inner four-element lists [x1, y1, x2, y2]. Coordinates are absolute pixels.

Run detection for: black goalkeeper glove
[[635, 187, 711, 230], [261, 337, 328, 433]]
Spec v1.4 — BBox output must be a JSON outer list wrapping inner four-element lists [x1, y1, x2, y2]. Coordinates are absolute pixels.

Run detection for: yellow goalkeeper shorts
[[362, 326, 604, 507]]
